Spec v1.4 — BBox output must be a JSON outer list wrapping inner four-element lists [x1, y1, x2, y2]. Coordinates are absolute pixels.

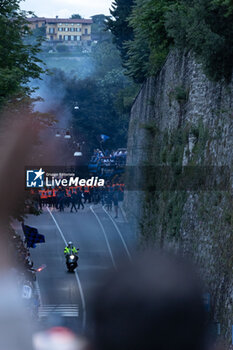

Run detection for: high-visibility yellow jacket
[[64, 246, 78, 255]]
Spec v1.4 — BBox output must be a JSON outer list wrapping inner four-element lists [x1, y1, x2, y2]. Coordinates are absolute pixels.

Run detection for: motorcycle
[[66, 253, 78, 272]]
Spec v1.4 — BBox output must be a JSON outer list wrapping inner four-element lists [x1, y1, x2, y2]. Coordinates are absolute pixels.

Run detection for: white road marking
[[102, 206, 132, 262], [39, 305, 79, 318], [90, 206, 117, 270], [46, 207, 87, 330]]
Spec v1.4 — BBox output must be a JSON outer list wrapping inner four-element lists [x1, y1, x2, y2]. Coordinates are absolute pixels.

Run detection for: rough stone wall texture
[[124, 51, 233, 346]]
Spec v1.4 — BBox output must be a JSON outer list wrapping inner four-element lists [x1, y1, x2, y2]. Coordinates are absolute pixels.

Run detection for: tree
[[91, 14, 111, 42], [91, 41, 122, 77], [166, 0, 233, 81], [107, 0, 134, 62], [124, 0, 174, 83], [115, 0, 233, 83], [0, 0, 44, 107], [70, 14, 82, 19]]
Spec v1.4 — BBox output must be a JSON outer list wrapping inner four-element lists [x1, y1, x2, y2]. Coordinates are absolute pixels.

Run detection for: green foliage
[[110, 0, 233, 82], [140, 121, 210, 242], [140, 121, 159, 137], [114, 84, 140, 114], [166, 0, 233, 81], [70, 14, 82, 19], [45, 40, 137, 150], [25, 26, 46, 46], [125, 0, 173, 82], [91, 41, 122, 77], [107, 0, 134, 62], [91, 14, 111, 42], [168, 85, 189, 105], [0, 0, 44, 106]]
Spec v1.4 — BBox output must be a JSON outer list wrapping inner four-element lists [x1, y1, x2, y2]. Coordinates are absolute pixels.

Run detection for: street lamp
[[74, 150, 82, 157], [74, 143, 82, 157], [64, 131, 71, 139], [74, 101, 79, 110]]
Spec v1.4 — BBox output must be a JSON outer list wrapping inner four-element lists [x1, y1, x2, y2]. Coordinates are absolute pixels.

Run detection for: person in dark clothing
[[93, 187, 100, 204], [112, 189, 119, 218], [77, 189, 84, 210], [105, 190, 112, 211], [70, 192, 77, 213], [100, 187, 106, 206], [58, 188, 66, 212], [56, 188, 62, 210]]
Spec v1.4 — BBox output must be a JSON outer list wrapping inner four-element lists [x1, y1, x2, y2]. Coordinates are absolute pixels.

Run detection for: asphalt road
[[23, 203, 136, 334]]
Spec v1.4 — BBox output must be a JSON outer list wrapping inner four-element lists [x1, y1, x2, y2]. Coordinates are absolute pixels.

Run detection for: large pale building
[[27, 17, 92, 45]]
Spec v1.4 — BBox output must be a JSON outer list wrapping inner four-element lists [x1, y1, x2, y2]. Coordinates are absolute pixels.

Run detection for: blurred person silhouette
[[0, 274, 34, 350], [91, 252, 209, 350], [33, 327, 91, 350]]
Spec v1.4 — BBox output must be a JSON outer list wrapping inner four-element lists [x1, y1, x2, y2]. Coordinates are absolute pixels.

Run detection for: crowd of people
[[89, 149, 127, 176], [93, 148, 127, 160], [31, 182, 125, 218]]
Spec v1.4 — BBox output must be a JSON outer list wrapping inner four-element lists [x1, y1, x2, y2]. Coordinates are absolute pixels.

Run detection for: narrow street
[[16, 203, 136, 333]]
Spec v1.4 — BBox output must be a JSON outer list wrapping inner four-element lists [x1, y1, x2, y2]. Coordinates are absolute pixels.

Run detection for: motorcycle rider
[[64, 241, 79, 256]]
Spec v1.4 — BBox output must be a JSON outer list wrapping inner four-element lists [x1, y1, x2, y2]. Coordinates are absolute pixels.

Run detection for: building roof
[[27, 17, 93, 24]]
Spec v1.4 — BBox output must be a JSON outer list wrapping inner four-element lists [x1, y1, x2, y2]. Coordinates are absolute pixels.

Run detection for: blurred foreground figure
[[92, 252, 207, 350], [33, 327, 90, 350], [0, 274, 33, 350]]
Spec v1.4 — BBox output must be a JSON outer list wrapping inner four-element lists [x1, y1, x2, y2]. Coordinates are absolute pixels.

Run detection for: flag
[[22, 223, 45, 248], [100, 134, 110, 142]]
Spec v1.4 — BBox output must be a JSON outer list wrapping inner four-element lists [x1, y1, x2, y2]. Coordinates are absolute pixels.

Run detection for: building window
[[50, 36, 53, 41], [70, 27, 74, 32], [59, 23, 63, 26], [71, 35, 74, 41], [65, 27, 68, 32], [85, 28, 88, 35], [64, 35, 68, 41], [74, 36, 77, 41], [71, 23, 74, 26], [77, 36, 81, 41], [68, 35, 71, 41], [58, 28, 62, 31], [36, 24, 38, 28], [59, 35, 62, 40], [49, 27, 55, 34]]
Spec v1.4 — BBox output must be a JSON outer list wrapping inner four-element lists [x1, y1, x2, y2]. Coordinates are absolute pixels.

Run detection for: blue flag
[[22, 224, 45, 248], [100, 134, 110, 142]]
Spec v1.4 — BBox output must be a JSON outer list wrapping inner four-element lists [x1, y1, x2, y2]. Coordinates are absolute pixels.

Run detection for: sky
[[21, 0, 113, 19]]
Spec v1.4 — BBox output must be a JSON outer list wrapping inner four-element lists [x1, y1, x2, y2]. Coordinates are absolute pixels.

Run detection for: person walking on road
[[105, 189, 112, 212], [58, 188, 66, 212], [70, 191, 77, 213], [77, 189, 84, 210], [112, 188, 119, 219]]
